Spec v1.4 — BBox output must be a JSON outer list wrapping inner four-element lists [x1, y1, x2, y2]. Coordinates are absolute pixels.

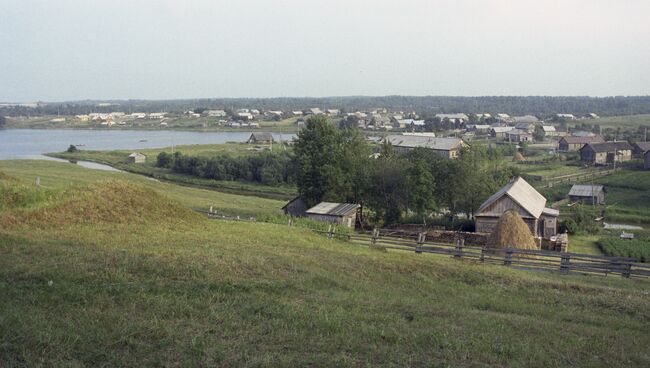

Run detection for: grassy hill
[[1, 164, 649, 366]]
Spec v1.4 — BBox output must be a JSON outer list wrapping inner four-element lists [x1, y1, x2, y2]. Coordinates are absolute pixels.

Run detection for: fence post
[[480, 247, 485, 262], [327, 224, 333, 239], [454, 238, 463, 259], [560, 253, 571, 273], [622, 262, 632, 278], [504, 249, 513, 266], [371, 228, 378, 246], [415, 232, 424, 254]]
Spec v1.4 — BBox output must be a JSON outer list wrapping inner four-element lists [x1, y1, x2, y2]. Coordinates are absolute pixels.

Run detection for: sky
[[1, 0, 649, 101]]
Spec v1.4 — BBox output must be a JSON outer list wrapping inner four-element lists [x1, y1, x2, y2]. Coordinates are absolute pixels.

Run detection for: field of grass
[[1, 169, 649, 366], [567, 235, 603, 255], [584, 114, 650, 129], [49, 144, 298, 199], [0, 160, 285, 218]]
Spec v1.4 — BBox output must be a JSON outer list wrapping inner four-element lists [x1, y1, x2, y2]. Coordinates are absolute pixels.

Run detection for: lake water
[[0, 129, 295, 160]]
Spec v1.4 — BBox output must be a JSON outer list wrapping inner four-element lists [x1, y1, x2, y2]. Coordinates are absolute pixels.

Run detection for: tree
[[156, 152, 173, 168], [293, 116, 344, 207], [367, 153, 410, 225], [406, 157, 436, 223], [533, 125, 545, 142], [67, 144, 78, 153]]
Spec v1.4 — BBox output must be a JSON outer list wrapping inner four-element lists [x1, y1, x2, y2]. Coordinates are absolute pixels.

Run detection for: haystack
[[488, 210, 537, 249], [513, 152, 525, 162]]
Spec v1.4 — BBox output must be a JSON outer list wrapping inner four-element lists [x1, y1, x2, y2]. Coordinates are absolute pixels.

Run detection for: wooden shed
[[579, 142, 633, 165], [247, 132, 274, 144], [305, 202, 360, 228], [568, 184, 605, 205], [128, 152, 146, 164], [475, 177, 558, 239], [282, 196, 307, 217]]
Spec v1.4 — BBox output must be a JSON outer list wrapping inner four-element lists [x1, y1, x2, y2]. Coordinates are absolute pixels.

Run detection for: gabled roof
[[385, 135, 467, 151], [476, 177, 547, 218], [633, 142, 650, 153], [490, 127, 511, 133], [129, 152, 145, 158], [581, 141, 633, 153], [249, 132, 274, 141], [306, 202, 359, 216], [561, 136, 604, 144], [281, 196, 305, 210], [541, 125, 556, 132], [569, 185, 605, 197]]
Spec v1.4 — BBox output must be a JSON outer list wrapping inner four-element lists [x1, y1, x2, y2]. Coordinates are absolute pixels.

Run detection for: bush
[[598, 237, 650, 262], [67, 145, 78, 153], [156, 152, 173, 168], [560, 218, 578, 234]]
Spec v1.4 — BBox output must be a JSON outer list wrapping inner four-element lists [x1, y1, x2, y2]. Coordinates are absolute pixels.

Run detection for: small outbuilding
[[579, 142, 633, 165], [128, 152, 146, 164], [247, 132, 274, 144], [305, 202, 360, 228], [282, 196, 308, 217], [568, 184, 605, 205]]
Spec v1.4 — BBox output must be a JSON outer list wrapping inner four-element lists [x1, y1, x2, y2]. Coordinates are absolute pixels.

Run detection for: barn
[[475, 177, 558, 239], [247, 132, 274, 144], [282, 196, 307, 217], [579, 142, 633, 165], [128, 152, 146, 164], [558, 136, 605, 151], [568, 184, 605, 205], [305, 202, 359, 228]]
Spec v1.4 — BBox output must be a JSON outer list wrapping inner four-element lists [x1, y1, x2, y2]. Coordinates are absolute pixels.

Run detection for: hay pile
[[488, 210, 538, 249], [513, 152, 525, 162]]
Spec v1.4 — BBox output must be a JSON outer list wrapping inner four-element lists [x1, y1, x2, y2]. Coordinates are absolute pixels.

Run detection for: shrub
[[67, 145, 78, 153]]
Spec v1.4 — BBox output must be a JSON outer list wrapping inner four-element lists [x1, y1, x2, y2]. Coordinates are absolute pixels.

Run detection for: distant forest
[[3, 96, 650, 117]]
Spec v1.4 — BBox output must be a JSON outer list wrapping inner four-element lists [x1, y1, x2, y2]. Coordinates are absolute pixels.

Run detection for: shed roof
[[581, 141, 633, 153], [129, 152, 145, 158], [249, 132, 274, 141], [633, 141, 650, 153], [476, 177, 547, 219], [561, 136, 604, 144], [385, 135, 467, 151], [569, 184, 605, 197], [541, 125, 556, 132], [305, 202, 359, 216]]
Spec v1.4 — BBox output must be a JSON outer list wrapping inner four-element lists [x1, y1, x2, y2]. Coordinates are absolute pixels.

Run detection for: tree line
[[157, 151, 295, 186]]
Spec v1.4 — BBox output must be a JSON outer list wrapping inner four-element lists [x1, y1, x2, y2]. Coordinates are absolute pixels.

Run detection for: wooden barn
[[568, 184, 605, 205], [579, 142, 633, 165], [558, 136, 604, 151], [247, 132, 274, 144], [282, 196, 307, 217], [305, 202, 359, 228], [475, 177, 558, 239], [128, 152, 146, 164]]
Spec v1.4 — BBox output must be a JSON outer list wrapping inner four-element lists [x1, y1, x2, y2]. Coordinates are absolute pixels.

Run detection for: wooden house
[[645, 151, 650, 170], [128, 152, 146, 164], [568, 184, 605, 205], [558, 136, 604, 151], [247, 132, 274, 144], [505, 129, 532, 143], [632, 141, 650, 156], [305, 202, 360, 228], [579, 142, 633, 165], [384, 135, 469, 158], [282, 196, 307, 217], [475, 177, 558, 238], [490, 127, 511, 139]]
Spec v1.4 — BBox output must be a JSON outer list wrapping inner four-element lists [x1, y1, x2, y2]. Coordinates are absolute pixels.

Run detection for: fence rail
[[321, 228, 649, 280]]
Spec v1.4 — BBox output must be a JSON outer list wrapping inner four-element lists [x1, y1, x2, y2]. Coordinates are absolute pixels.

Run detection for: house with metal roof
[[568, 185, 605, 205], [558, 135, 605, 151], [475, 177, 558, 238], [505, 129, 532, 143], [384, 135, 469, 158], [305, 202, 360, 228], [541, 125, 558, 136], [579, 142, 633, 165]]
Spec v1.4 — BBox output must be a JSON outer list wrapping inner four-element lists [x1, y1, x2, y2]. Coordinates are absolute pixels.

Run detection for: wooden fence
[[322, 228, 650, 280]]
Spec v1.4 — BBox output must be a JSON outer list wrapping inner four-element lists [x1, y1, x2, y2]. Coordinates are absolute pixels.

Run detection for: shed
[[568, 184, 605, 205], [384, 135, 469, 158], [305, 202, 360, 228], [282, 196, 307, 217], [475, 177, 558, 238], [505, 129, 532, 143], [247, 132, 274, 144], [128, 152, 146, 164], [579, 142, 633, 165]]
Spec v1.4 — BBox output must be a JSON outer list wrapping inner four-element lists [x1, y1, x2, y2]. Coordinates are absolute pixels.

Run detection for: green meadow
[[0, 160, 649, 367]]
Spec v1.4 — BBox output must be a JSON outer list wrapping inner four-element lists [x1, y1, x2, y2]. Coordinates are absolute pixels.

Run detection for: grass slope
[[0, 170, 649, 366], [0, 160, 284, 218]]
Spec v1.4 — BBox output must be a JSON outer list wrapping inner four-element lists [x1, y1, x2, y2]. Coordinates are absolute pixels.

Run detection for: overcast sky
[[1, 0, 649, 101]]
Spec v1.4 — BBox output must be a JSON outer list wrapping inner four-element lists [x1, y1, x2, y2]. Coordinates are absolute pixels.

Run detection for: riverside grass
[[1, 168, 650, 366]]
